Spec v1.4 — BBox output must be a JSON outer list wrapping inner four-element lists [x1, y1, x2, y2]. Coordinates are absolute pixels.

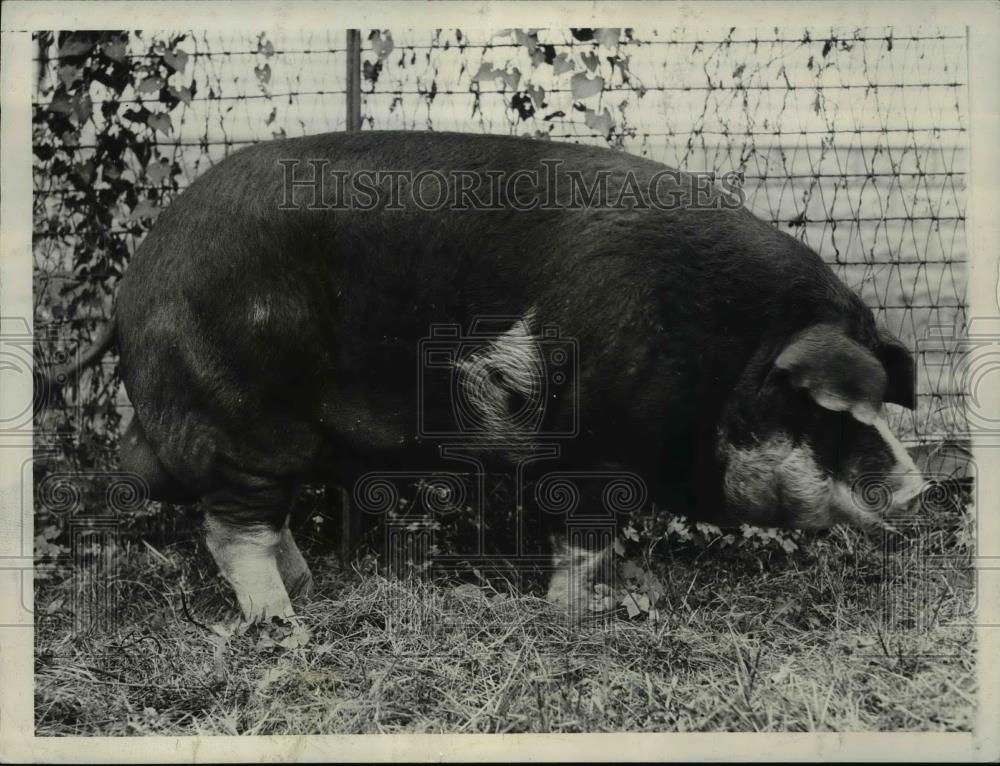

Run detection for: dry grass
[[34, 507, 976, 735]]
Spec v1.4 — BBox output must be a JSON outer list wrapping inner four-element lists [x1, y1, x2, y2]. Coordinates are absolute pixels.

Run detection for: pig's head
[[718, 323, 924, 530]]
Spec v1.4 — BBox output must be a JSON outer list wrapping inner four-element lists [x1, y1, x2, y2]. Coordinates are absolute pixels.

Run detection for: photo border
[[2, 1, 998, 761]]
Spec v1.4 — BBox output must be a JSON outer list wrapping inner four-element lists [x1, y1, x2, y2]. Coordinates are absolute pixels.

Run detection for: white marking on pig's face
[[723, 434, 837, 528], [721, 414, 924, 530]]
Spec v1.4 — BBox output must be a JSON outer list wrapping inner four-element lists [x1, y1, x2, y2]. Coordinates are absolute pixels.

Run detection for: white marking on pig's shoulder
[[250, 298, 271, 326], [457, 310, 543, 436]]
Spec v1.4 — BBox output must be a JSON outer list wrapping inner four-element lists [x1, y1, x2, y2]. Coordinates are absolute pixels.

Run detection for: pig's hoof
[[239, 607, 296, 632], [235, 586, 295, 626], [286, 570, 313, 599]]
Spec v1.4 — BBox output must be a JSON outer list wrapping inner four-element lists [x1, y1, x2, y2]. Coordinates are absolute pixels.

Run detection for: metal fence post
[[346, 29, 362, 131], [339, 29, 364, 562]]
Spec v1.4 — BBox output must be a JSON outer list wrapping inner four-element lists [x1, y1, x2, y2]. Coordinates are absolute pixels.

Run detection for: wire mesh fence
[[32, 27, 968, 457]]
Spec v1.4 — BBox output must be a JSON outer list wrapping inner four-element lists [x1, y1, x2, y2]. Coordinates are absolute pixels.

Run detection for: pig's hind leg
[[202, 478, 311, 623]]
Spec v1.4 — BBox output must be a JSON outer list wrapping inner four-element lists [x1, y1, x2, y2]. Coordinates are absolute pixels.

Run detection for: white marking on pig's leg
[[546, 535, 611, 619], [275, 520, 313, 598], [203, 513, 293, 622]]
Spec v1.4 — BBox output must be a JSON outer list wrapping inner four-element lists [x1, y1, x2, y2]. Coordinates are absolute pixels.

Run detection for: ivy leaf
[[45, 597, 65, 615], [694, 522, 723, 537], [513, 29, 537, 54], [254, 63, 271, 86], [526, 84, 545, 110], [257, 38, 275, 58], [138, 76, 165, 95], [581, 51, 600, 72], [167, 85, 193, 105], [584, 106, 614, 135], [595, 28, 622, 48], [72, 160, 95, 184], [101, 39, 128, 63], [369, 30, 394, 61], [641, 572, 666, 603], [128, 199, 161, 222], [162, 48, 189, 74], [49, 91, 74, 114], [622, 560, 644, 583], [472, 62, 498, 83], [621, 592, 649, 619], [276, 622, 311, 649], [57, 38, 94, 58], [72, 93, 93, 123], [552, 53, 575, 76], [571, 73, 603, 101], [146, 112, 173, 136], [57, 65, 82, 88], [146, 159, 171, 184], [500, 67, 521, 91]]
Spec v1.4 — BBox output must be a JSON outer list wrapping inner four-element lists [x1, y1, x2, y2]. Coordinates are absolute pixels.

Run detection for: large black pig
[[44, 131, 924, 621]]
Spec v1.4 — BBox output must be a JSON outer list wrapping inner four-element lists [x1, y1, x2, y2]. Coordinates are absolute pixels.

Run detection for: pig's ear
[[774, 324, 886, 425], [876, 329, 916, 410]]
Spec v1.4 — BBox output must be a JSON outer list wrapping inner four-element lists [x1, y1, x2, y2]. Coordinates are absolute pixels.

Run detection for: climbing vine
[[467, 28, 640, 143], [34, 30, 195, 464]]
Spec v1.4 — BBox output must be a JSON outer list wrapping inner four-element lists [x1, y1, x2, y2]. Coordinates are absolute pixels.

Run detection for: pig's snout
[[849, 470, 925, 515]]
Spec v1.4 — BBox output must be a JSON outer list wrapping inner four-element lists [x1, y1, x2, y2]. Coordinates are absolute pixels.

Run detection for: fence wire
[[32, 27, 968, 451]]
